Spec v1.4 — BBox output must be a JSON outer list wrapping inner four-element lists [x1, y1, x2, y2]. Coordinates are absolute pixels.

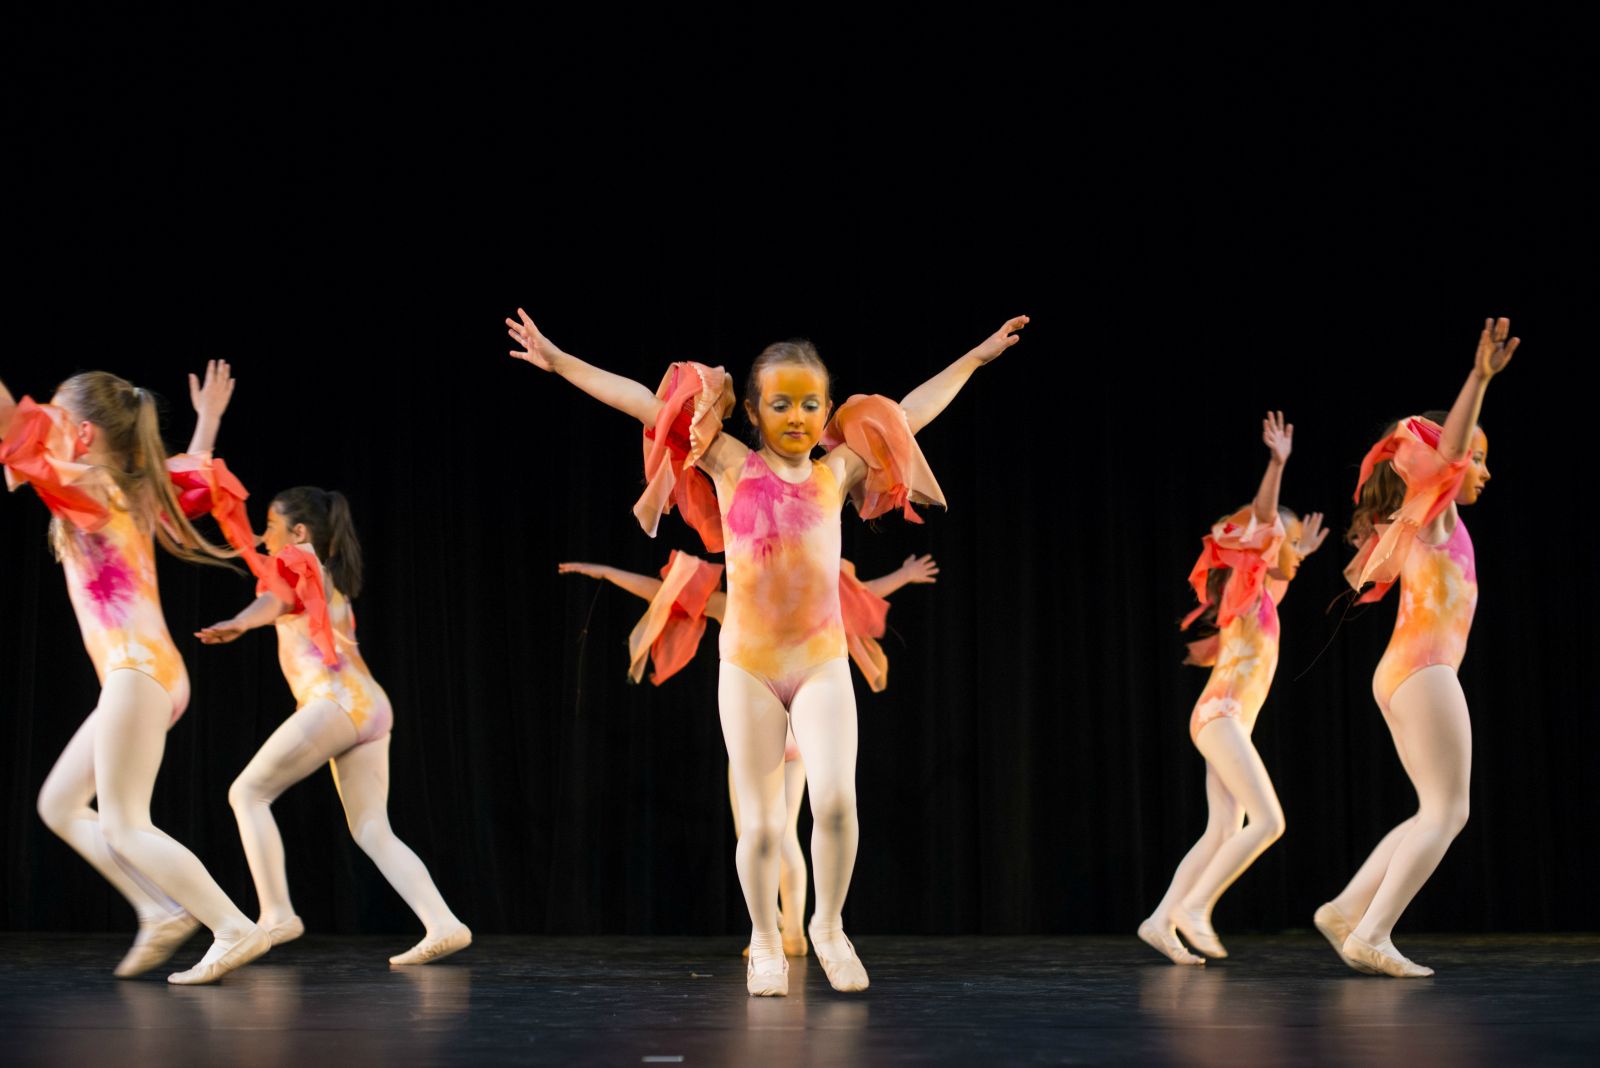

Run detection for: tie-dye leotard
[[1180, 507, 1291, 743], [254, 544, 394, 744], [630, 362, 944, 710], [1345, 416, 1478, 713], [2, 398, 249, 722]]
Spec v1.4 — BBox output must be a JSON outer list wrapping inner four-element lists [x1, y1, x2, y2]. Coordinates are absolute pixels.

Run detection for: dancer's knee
[[809, 791, 858, 837], [348, 814, 395, 854], [739, 818, 787, 860], [1427, 795, 1469, 838], [35, 786, 73, 837], [227, 773, 274, 812], [1252, 803, 1287, 843]]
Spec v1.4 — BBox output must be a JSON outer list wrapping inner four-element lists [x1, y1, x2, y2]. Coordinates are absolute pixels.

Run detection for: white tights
[[720, 658, 857, 954], [1147, 717, 1286, 931], [728, 752, 809, 931], [36, 669, 253, 943], [228, 699, 461, 936], [1332, 665, 1472, 944]]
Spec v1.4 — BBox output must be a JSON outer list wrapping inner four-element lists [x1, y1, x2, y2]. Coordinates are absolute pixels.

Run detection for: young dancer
[[1, 362, 271, 984], [1139, 412, 1328, 965], [510, 307, 1024, 995], [196, 485, 472, 965], [560, 551, 939, 955], [1314, 317, 1517, 978]]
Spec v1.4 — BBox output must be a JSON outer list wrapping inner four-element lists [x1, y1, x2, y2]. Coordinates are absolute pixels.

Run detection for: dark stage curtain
[[4, 24, 1595, 936]]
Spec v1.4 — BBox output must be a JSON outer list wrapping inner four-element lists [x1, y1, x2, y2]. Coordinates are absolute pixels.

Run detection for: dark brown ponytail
[[273, 486, 364, 598]]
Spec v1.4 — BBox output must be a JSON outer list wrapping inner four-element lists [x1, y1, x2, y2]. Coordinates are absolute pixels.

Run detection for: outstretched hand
[[972, 315, 1029, 365], [1294, 512, 1330, 557], [899, 553, 939, 584], [1475, 317, 1519, 379], [189, 360, 236, 421], [507, 308, 565, 372], [1262, 410, 1293, 464], [195, 620, 247, 645], [558, 562, 607, 579]]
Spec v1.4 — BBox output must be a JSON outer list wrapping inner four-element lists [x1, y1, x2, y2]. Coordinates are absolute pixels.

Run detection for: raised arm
[[557, 561, 665, 602], [195, 591, 291, 645], [0, 376, 16, 438], [186, 360, 236, 455], [898, 315, 1028, 434], [507, 308, 662, 426], [1441, 317, 1518, 461], [862, 553, 939, 598], [1253, 411, 1292, 522]]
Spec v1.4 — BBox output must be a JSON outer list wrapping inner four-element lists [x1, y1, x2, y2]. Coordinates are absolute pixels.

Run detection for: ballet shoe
[[264, 916, 305, 947], [809, 920, 870, 992], [114, 911, 201, 978], [167, 925, 272, 985], [1170, 907, 1227, 959], [746, 950, 789, 997], [1314, 903, 1376, 974], [1341, 934, 1434, 978], [389, 924, 472, 966], [1138, 919, 1205, 966]]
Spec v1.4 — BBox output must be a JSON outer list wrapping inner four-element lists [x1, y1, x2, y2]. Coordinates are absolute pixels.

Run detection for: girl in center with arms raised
[[508, 307, 1025, 996]]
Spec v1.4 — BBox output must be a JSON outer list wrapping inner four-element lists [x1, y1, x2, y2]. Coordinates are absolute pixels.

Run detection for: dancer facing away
[[1139, 412, 1328, 965], [510, 306, 1025, 996], [1, 362, 271, 984], [1314, 317, 1516, 978], [196, 482, 471, 965], [560, 551, 939, 956]]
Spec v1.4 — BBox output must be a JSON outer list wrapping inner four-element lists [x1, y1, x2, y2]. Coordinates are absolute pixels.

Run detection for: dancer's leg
[[786, 659, 867, 991], [718, 663, 791, 994], [779, 756, 809, 953], [37, 707, 182, 923], [331, 733, 467, 958], [1329, 710, 1422, 924], [91, 670, 264, 979], [1349, 666, 1471, 958], [1140, 764, 1242, 965], [229, 699, 358, 930], [1174, 718, 1286, 956]]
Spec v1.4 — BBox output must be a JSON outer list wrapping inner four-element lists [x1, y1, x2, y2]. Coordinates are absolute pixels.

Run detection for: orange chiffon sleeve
[[165, 452, 268, 566], [626, 550, 725, 685], [821, 395, 946, 523], [0, 398, 110, 530], [1344, 416, 1470, 603], [1179, 506, 1286, 636], [257, 544, 337, 666], [838, 559, 891, 692], [634, 361, 735, 552]]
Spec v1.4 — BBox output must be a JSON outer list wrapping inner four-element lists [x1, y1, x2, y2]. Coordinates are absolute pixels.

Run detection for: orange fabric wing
[[635, 361, 734, 552], [626, 550, 726, 686], [822, 395, 946, 523], [838, 559, 891, 692], [0, 398, 110, 530], [1345, 416, 1470, 602], [261, 545, 338, 666], [1179, 507, 1285, 633]]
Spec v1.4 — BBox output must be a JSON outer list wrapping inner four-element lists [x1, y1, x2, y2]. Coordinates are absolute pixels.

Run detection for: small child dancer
[[561, 551, 938, 954], [196, 485, 471, 965], [1139, 412, 1328, 965], [1314, 318, 1517, 978], [2, 362, 270, 983]]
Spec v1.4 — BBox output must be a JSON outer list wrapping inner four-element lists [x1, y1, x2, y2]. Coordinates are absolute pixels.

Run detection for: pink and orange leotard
[[1, 399, 249, 722], [254, 544, 394, 743], [1345, 416, 1478, 712], [629, 362, 942, 709], [1180, 507, 1290, 744]]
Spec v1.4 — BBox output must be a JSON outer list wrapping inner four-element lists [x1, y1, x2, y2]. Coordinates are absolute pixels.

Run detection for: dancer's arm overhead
[[1253, 411, 1292, 522], [1440, 317, 1518, 461], [185, 360, 236, 455], [860, 554, 939, 598], [897, 315, 1028, 434]]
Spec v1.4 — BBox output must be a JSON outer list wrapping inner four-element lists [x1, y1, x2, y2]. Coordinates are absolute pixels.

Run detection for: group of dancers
[[0, 311, 1516, 994]]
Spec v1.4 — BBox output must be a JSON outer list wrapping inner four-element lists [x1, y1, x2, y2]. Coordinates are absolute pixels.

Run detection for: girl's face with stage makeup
[[1457, 428, 1491, 505], [1273, 515, 1306, 580], [748, 365, 831, 458], [263, 503, 307, 554]]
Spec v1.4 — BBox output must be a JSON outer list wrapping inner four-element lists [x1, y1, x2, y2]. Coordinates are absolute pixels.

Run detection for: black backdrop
[[4, 9, 1596, 937]]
